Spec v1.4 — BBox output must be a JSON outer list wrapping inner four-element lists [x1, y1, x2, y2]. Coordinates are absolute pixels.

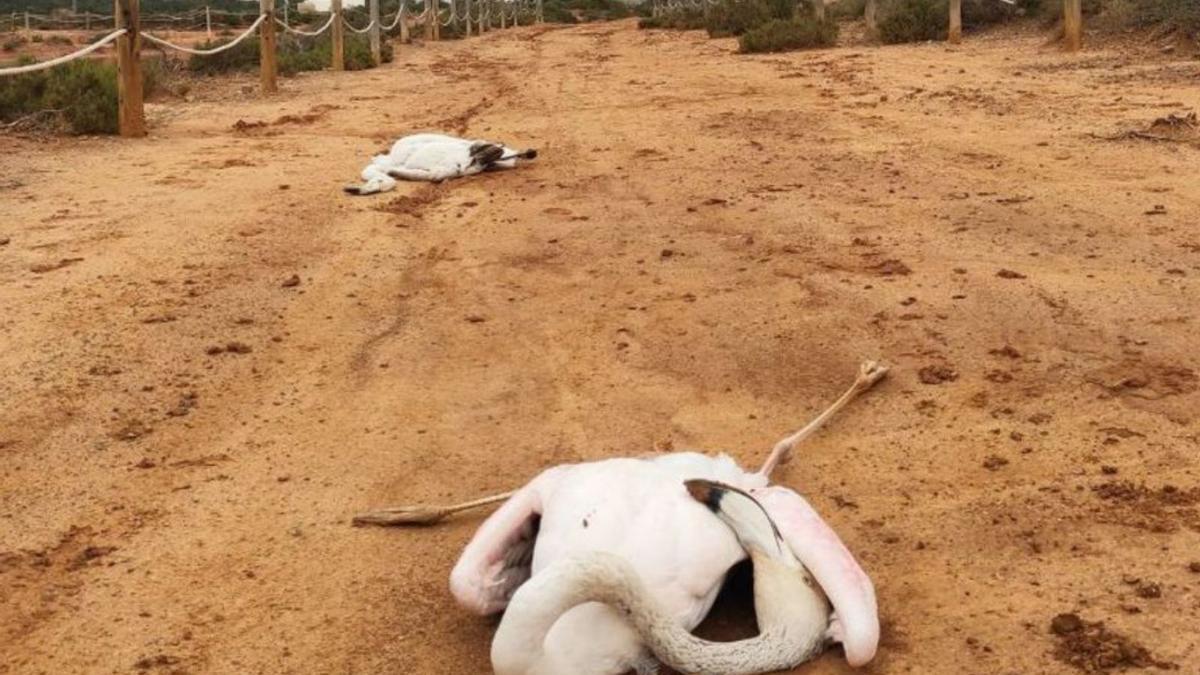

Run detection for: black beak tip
[[684, 479, 723, 512]]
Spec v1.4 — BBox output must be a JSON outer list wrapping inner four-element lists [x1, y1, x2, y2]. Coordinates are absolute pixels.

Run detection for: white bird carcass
[[345, 133, 538, 195]]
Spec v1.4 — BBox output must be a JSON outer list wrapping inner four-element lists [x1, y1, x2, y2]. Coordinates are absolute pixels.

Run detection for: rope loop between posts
[[141, 13, 266, 56], [383, 4, 405, 30], [276, 13, 336, 36], [343, 16, 377, 33], [0, 29, 125, 77]]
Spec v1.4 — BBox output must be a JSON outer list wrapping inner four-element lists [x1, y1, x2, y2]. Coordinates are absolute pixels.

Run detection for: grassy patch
[[739, 15, 839, 51]]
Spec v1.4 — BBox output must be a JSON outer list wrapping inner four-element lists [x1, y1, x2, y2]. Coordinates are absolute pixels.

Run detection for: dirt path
[[2, 20, 1199, 675]]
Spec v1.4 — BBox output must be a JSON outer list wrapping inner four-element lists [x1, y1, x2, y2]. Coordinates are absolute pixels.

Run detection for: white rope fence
[[383, 5, 406, 30], [343, 16, 377, 33], [141, 13, 266, 56], [276, 13, 336, 36], [0, 28, 124, 76]]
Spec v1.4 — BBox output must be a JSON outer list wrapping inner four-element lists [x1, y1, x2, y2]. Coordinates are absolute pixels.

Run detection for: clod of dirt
[[231, 119, 267, 132], [133, 654, 181, 670], [918, 365, 958, 384], [113, 421, 152, 442], [990, 345, 1022, 359], [872, 259, 912, 276], [1188, 562, 1200, 574], [1133, 581, 1161, 599], [207, 342, 252, 356], [30, 257, 84, 274], [0, 235, 10, 246], [1049, 612, 1176, 673], [69, 545, 117, 570], [660, 248, 676, 259], [282, 274, 301, 288], [985, 370, 1013, 383], [134, 458, 156, 469], [225, 342, 252, 354], [465, 315, 487, 323], [166, 393, 198, 418], [996, 269, 1027, 279], [1144, 205, 1167, 216], [982, 455, 1009, 470]]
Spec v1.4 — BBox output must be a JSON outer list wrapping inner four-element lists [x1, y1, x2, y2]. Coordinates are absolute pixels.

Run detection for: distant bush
[[877, 0, 945, 43], [0, 57, 160, 134], [707, 0, 800, 37], [829, 0, 867, 20], [187, 33, 390, 76], [739, 15, 838, 51], [537, 0, 633, 23], [1118, 0, 1200, 33], [638, 7, 708, 29]]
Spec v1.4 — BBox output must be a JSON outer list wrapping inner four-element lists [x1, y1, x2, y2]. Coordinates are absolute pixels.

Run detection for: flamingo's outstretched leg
[[352, 491, 515, 526], [758, 360, 889, 479]]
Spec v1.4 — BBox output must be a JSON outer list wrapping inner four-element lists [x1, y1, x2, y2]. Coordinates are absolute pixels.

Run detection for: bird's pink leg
[[758, 360, 888, 478]]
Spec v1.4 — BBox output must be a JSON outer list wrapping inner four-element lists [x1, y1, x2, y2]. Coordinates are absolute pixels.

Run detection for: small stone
[[0, 236, 10, 246], [281, 274, 301, 288], [996, 269, 1027, 279]]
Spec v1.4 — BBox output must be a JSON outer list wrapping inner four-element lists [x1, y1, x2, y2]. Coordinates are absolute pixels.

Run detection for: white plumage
[[345, 133, 537, 195]]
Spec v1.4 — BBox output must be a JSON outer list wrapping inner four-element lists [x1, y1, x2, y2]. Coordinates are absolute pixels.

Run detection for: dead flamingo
[[357, 361, 888, 674]]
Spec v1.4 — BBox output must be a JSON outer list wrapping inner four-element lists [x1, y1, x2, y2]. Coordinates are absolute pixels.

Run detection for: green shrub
[[30, 33, 44, 43], [638, 7, 708, 29], [706, 0, 777, 37], [738, 15, 838, 51], [1123, 0, 1200, 33], [187, 33, 389, 76], [877, 0, 946, 43], [829, 0, 867, 20], [0, 58, 159, 134]]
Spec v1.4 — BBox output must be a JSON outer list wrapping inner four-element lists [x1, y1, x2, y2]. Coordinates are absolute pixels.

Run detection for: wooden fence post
[[1063, 0, 1082, 51], [424, 0, 433, 39], [331, 0, 345, 70], [369, 0, 381, 65], [465, 0, 472, 35], [259, 0, 277, 92], [400, 0, 410, 42], [24, 10, 30, 31], [114, 0, 145, 137], [948, 0, 961, 43], [536, 0, 542, 23], [864, 0, 876, 34], [433, 0, 440, 40], [499, 0, 506, 28], [205, 5, 212, 36]]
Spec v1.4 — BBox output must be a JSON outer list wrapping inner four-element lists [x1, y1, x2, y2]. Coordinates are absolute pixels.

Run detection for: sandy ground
[[2, 19, 1200, 675]]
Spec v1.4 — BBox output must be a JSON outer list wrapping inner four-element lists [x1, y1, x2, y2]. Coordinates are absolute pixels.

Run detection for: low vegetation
[[739, 15, 838, 52], [186, 33, 391, 76], [0, 57, 162, 134], [638, 7, 707, 30], [876, 0, 946, 43]]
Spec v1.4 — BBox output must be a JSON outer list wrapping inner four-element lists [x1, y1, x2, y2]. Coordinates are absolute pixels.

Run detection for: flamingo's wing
[[449, 467, 563, 615], [752, 485, 880, 668]]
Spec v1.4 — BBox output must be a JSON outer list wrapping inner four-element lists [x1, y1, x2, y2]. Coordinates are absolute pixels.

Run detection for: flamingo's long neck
[[491, 552, 825, 675]]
